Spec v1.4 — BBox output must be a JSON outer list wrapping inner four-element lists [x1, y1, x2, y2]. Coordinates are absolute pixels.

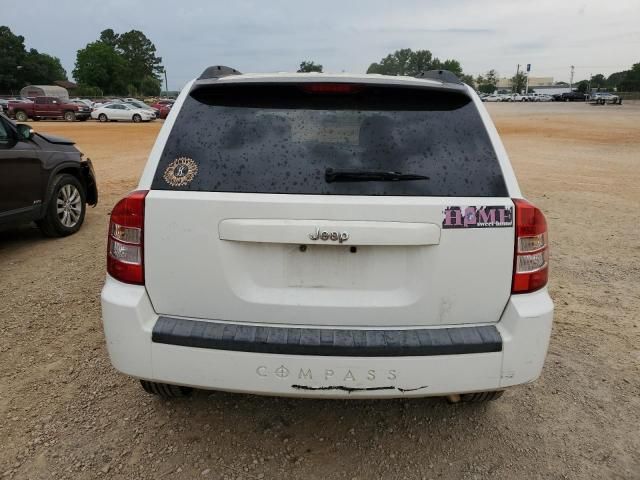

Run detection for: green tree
[[116, 30, 163, 87], [366, 48, 470, 79], [99, 28, 119, 47], [477, 83, 495, 94], [439, 59, 463, 77], [0, 26, 68, 92], [607, 71, 627, 90], [460, 74, 474, 86], [0, 26, 27, 92], [74, 85, 102, 97], [21, 49, 67, 84], [619, 63, 640, 91], [590, 73, 606, 90], [73, 41, 127, 94], [406, 49, 433, 76], [476, 69, 498, 93], [511, 72, 527, 93], [486, 69, 498, 85], [297, 61, 323, 73], [575, 80, 589, 93], [74, 29, 164, 96], [140, 76, 161, 96]]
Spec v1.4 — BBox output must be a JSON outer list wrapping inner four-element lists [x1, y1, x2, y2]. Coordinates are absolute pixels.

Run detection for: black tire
[[15, 110, 28, 122], [63, 111, 76, 122], [140, 380, 193, 398], [132, 114, 142, 123], [37, 174, 86, 237], [461, 390, 504, 403], [98, 113, 108, 122]]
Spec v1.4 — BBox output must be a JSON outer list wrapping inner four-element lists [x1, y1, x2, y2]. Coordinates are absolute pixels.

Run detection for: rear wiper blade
[[325, 168, 429, 183]]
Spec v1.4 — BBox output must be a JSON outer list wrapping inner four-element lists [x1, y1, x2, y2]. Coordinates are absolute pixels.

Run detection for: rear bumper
[[101, 277, 553, 398]]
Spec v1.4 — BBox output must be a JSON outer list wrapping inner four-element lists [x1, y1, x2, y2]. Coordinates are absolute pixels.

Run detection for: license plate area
[[284, 244, 408, 289]]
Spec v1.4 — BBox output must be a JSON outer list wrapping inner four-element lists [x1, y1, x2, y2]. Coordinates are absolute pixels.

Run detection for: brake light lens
[[512, 198, 549, 293], [301, 83, 363, 94], [107, 190, 148, 284]]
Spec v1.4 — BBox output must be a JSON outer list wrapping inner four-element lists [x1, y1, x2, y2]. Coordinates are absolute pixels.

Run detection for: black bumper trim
[[152, 317, 502, 357]]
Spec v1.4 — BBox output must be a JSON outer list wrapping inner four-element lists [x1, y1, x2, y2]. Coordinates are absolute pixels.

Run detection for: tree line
[[3, 26, 639, 96], [1, 26, 163, 96], [0, 26, 67, 93]]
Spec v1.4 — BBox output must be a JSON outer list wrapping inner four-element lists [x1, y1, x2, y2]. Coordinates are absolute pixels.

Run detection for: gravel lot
[[1, 102, 639, 480]]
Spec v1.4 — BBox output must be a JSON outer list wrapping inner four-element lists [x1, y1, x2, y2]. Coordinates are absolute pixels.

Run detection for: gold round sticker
[[163, 157, 198, 187]]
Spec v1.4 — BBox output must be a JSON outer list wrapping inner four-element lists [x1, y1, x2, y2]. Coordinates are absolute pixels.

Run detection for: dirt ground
[[1, 102, 639, 480]]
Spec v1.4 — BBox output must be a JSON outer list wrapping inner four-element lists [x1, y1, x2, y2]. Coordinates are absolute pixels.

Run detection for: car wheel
[[64, 111, 76, 122], [140, 380, 193, 398], [15, 110, 28, 122], [98, 113, 108, 122], [37, 174, 86, 237], [132, 114, 142, 123], [446, 390, 505, 403]]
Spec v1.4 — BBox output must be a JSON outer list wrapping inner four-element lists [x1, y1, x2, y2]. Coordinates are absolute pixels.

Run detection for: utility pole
[[163, 68, 169, 96], [569, 65, 575, 91]]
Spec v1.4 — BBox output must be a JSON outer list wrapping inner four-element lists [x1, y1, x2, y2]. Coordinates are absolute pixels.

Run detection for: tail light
[[301, 83, 363, 94], [512, 198, 549, 293], [107, 190, 149, 284]]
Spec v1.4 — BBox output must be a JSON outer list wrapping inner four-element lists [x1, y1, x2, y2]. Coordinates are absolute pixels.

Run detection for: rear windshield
[[152, 83, 507, 196]]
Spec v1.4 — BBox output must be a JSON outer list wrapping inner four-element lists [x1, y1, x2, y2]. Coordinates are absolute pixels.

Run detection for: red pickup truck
[[8, 97, 91, 122]]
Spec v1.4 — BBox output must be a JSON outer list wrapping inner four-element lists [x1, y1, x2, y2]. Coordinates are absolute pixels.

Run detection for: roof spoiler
[[198, 65, 242, 80], [415, 70, 462, 85]]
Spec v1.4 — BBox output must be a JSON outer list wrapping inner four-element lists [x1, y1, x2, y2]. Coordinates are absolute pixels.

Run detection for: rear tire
[[140, 380, 193, 398], [64, 111, 76, 122], [98, 113, 108, 122], [132, 114, 142, 123], [15, 110, 28, 122], [37, 174, 86, 237], [447, 390, 505, 404]]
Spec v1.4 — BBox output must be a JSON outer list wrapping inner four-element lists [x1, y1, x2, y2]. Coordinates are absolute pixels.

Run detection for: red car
[[149, 99, 174, 119]]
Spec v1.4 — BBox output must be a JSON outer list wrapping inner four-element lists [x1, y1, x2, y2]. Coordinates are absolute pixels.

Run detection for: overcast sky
[[4, 0, 639, 90]]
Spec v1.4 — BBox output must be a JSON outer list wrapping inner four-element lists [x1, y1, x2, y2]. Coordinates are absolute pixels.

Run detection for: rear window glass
[[152, 83, 507, 196]]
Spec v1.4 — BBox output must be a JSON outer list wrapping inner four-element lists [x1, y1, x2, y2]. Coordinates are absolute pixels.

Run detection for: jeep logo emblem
[[308, 227, 349, 243]]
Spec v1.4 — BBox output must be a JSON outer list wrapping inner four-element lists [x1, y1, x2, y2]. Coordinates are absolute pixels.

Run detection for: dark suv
[[0, 113, 98, 236]]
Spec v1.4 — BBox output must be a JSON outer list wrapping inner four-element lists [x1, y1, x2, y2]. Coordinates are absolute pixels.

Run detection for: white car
[[483, 94, 502, 102], [590, 92, 622, 105], [124, 99, 160, 118], [531, 94, 553, 102], [91, 103, 156, 123], [102, 67, 553, 402]]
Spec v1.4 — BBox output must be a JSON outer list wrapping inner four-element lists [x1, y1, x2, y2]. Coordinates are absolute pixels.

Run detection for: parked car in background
[[102, 67, 553, 403], [91, 103, 156, 123], [483, 94, 502, 102], [530, 93, 553, 102], [70, 98, 94, 109], [0, 113, 98, 236], [560, 91, 587, 102], [7, 97, 90, 122], [149, 99, 174, 119], [123, 99, 160, 118], [590, 92, 622, 105]]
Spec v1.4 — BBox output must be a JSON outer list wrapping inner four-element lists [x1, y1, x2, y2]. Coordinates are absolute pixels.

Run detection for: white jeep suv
[[101, 66, 553, 402]]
